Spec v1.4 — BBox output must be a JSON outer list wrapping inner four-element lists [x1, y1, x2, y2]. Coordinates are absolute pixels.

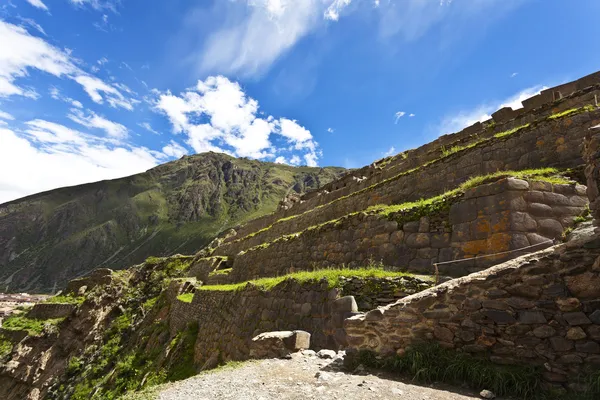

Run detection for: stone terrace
[[213, 106, 600, 263], [222, 76, 600, 246]]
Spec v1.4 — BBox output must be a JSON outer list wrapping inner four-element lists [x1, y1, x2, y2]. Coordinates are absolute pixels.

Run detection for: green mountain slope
[[0, 152, 345, 293]]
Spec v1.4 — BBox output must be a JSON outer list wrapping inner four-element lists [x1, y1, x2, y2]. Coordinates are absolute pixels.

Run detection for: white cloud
[[162, 140, 187, 158], [290, 155, 301, 165], [68, 108, 128, 139], [25, 0, 48, 11], [0, 21, 134, 110], [324, 0, 352, 21], [274, 156, 287, 164], [49, 86, 84, 108], [510, 72, 519, 78], [199, 1, 334, 77], [409, 113, 415, 117], [138, 122, 160, 135], [0, 110, 15, 120], [69, 0, 119, 13], [394, 111, 406, 123], [327, 127, 334, 133], [0, 21, 76, 97], [438, 85, 546, 135], [154, 75, 321, 165], [74, 75, 134, 110], [17, 17, 47, 36], [383, 146, 395, 157], [0, 125, 160, 204]]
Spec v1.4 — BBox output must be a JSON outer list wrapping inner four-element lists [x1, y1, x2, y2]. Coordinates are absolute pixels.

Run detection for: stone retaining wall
[[166, 276, 433, 369], [226, 178, 588, 282], [585, 132, 600, 232], [186, 256, 229, 283], [26, 303, 75, 320], [343, 238, 600, 392], [215, 108, 600, 259]]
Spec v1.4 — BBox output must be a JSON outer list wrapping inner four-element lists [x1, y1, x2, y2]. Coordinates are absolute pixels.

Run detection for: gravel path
[[156, 351, 481, 400]]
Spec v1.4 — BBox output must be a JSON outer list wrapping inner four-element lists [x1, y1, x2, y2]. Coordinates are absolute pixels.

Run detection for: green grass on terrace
[[547, 104, 596, 120], [238, 168, 571, 254], [198, 266, 431, 292], [370, 168, 570, 217], [176, 293, 194, 303], [2, 314, 65, 336], [440, 124, 531, 157], [208, 268, 232, 276], [44, 293, 85, 305]]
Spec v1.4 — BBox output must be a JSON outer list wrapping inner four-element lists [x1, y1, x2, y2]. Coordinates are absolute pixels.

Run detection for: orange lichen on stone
[[461, 232, 511, 256]]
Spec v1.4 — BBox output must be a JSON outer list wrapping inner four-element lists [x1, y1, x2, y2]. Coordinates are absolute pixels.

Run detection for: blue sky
[[0, 0, 599, 203]]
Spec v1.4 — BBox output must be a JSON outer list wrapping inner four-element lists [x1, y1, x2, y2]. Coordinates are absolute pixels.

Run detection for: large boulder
[[249, 330, 311, 359]]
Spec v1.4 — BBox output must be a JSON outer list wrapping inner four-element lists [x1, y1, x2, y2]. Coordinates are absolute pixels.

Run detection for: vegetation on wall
[[199, 264, 431, 292]]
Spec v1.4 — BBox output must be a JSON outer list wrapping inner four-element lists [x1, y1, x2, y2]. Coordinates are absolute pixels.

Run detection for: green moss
[[44, 293, 85, 305], [208, 268, 232, 277], [493, 123, 531, 139], [166, 322, 199, 381], [548, 104, 596, 120], [67, 356, 83, 377], [176, 293, 194, 303], [199, 266, 429, 292], [351, 344, 544, 399], [2, 314, 65, 336], [0, 335, 12, 359]]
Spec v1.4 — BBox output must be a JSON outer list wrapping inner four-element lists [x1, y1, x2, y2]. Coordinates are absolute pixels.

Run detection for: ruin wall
[[215, 109, 600, 259], [226, 178, 587, 282]]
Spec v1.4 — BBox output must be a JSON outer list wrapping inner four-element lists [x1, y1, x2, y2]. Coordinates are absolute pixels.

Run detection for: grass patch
[[199, 265, 426, 292], [548, 104, 596, 120], [176, 293, 194, 303], [351, 344, 544, 399], [1, 314, 65, 336], [493, 123, 530, 139], [208, 268, 232, 277], [166, 322, 199, 381], [372, 167, 570, 218], [0, 335, 12, 359], [44, 293, 85, 305]]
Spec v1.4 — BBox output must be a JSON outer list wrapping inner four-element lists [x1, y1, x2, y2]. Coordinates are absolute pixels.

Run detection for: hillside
[[0, 153, 345, 293], [0, 72, 600, 400]]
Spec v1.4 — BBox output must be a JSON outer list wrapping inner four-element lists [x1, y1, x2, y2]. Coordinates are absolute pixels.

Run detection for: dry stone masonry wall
[[225, 178, 588, 282], [167, 276, 433, 369], [343, 239, 600, 392], [585, 131, 600, 231], [221, 81, 600, 248], [215, 108, 600, 261]]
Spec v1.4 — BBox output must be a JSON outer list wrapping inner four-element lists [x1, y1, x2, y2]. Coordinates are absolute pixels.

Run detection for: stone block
[[533, 326, 556, 338], [566, 327, 587, 340], [333, 296, 358, 314], [565, 273, 600, 299], [405, 233, 430, 248], [510, 212, 537, 232], [483, 310, 516, 324], [505, 178, 530, 190], [518, 311, 547, 324], [550, 337, 574, 352], [449, 200, 478, 224], [537, 219, 564, 239], [563, 312, 592, 326], [528, 203, 554, 218], [249, 330, 311, 359]]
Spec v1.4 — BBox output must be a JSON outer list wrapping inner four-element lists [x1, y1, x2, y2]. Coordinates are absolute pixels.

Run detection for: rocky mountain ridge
[[0, 153, 345, 293]]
